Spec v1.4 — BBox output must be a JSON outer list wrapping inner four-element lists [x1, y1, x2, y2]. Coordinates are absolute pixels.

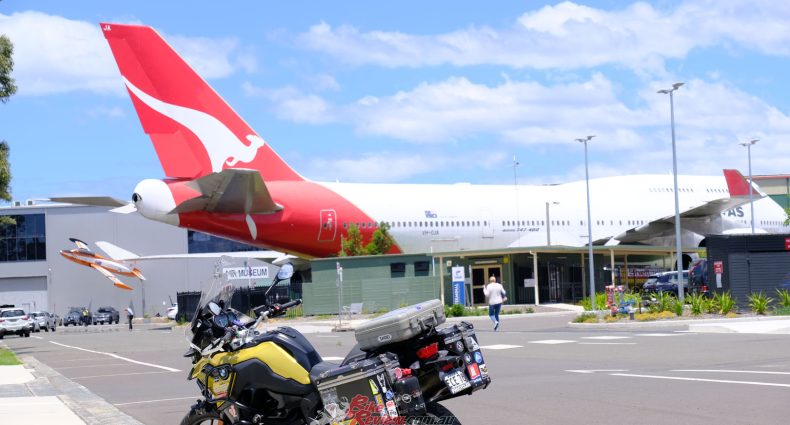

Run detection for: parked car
[[643, 271, 689, 295], [30, 311, 57, 332], [94, 307, 120, 325], [0, 308, 33, 338], [64, 307, 92, 326]]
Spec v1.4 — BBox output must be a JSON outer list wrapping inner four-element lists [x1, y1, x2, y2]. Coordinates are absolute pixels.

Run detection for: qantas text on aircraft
[[57, 23, 790, 259]]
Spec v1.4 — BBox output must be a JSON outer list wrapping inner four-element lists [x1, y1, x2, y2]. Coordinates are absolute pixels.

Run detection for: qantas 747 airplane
[[55, 23, 790, 259]]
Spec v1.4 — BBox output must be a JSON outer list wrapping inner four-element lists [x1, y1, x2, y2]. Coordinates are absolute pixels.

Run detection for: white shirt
[[483, 282, 506, 305]]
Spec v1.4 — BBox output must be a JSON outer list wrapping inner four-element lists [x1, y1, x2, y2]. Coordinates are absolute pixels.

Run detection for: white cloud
[[244, 83, 333, 124], [87, 106, 125, 118], [257, 74, 790, 180], [295, 1, 790, 73], [0, 11, 255, 95]]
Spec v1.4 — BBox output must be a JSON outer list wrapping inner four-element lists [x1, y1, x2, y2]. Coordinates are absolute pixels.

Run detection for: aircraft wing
[[169, 168, 283, 215], [89, 264, 133, 291], [613, 169, 765, 243], [49, 196, 129, 208], [94, 241, 308, 270]]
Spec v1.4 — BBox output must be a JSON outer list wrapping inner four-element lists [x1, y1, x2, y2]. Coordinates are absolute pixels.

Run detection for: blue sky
[[2, 0, 790, 203]]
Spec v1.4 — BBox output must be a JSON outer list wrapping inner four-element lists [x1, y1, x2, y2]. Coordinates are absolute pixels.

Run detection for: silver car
[[30, 311, 57, 332], [0, 308, 33, 338]]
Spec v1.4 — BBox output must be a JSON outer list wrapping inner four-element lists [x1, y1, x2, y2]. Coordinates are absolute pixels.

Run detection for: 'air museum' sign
[[223, 266, 269, 280]]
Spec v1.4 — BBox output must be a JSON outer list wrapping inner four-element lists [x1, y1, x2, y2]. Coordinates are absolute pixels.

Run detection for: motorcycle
[[182, 263, 491, 425]]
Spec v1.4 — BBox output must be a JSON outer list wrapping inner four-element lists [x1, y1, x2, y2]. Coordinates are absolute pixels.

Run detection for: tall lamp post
[[576, 135, 596, 310], [739, 139, 759, 234], [658, 82, 685, 303]]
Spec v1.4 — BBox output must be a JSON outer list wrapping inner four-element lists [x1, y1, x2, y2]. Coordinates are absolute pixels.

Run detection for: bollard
[[629, 311, 635, 320]]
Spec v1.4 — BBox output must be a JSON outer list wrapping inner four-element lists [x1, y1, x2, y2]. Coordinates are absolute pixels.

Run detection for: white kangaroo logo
[[123, 77, 264, 172]]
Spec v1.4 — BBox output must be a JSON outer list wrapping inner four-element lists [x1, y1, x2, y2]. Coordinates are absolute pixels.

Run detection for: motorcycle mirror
[[275, 264, 294, 281], [208, 302, 221, 316]]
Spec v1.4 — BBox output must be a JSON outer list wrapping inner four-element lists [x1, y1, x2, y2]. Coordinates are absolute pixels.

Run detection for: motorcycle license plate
[[444, 370, 471, 394]]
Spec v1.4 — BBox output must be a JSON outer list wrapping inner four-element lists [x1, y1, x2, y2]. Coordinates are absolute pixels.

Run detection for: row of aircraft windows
[[342, 221, 489, 229], [649, 187, 694, 193], [648, 187, 729, 194], [761, 220, 787, 226]]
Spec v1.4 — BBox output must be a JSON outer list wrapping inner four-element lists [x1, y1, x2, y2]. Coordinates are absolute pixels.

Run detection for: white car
[[0, 308, 33, 338], [166, 304, 178, 320]]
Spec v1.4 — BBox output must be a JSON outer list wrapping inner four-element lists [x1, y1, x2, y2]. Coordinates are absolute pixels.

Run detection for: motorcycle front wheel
[[180, 401, 223, 425], [410, 402, 461, 425]]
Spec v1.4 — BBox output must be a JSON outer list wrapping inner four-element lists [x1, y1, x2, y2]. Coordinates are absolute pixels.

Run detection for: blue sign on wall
[[451, 266, 465, 305]]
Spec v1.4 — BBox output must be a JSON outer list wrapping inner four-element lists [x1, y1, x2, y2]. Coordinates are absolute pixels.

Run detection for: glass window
[[0, 214, 46, 262]]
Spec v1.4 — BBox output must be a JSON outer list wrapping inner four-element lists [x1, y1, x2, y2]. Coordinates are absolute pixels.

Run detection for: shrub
[[773, 306, 790, 316], [635, 312, 657, 322], [776, 289, 790, 308], [573, 313, 598, 323], [581, 292, 608, 311], [604, 315, 621, 323], [687, 293, 705, 316], [748, 292, 773, 315], [449, 304, 465, 317], [713, 292, 736, 315], [671, 299, 684, 316]]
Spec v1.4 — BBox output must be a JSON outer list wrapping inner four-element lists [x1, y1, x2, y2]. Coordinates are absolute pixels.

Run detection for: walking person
[[483, 276, 506, 331], [126, 306, 134, 330]]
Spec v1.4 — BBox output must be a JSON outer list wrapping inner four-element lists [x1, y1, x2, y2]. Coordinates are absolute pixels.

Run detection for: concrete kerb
[[567, 313, 790, 330], [21, 355, 145, 425]]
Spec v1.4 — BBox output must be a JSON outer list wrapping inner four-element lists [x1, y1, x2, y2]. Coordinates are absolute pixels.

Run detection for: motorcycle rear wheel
[[180, 402, 223, 425], [410, 402, 461, 425]]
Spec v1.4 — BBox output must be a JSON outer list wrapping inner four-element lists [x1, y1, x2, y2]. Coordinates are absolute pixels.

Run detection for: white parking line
[[672, 369, 790, 375], [581, 336, 631, 340], [528, 340, 575, 345], [31, 336, 43, 340], [635, 333, 681, 337], [611, 373, 790, 388], [579, 342, 637, 345], [480, 344, 524, 350], [49, 341, 180, 372], [71, 371, 174, 380], [55, 363, 133, 370], [114, 396, 197, 406]]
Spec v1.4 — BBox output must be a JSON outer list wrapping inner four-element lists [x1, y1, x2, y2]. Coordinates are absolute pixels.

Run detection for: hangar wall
[[0, 204, 263, 317]]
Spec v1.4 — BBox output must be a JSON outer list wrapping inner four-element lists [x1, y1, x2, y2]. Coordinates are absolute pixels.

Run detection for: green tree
[[339, 222, 395, 256], [364, 222, 394, 255], [0, 34, 16, 103], [0, 29, 16, 225], [339, 223, 364, 256]]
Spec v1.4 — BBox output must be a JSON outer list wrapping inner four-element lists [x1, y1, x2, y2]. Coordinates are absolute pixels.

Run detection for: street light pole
[[576, 135, 596, 311], [740, 139, 759, 234], [658, 82, 685, 303]]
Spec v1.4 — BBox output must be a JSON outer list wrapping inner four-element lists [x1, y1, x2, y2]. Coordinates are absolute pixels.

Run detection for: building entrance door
[[471, 265, 501, 305], [548, 263, 562, 303]]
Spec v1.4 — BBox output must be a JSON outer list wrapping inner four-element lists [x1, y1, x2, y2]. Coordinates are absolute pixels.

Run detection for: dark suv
[[94, 307, 120, 325], [64, 307, 92, 326]]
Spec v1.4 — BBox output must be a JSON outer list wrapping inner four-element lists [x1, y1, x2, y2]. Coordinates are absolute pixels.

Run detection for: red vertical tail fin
[[723, 169, 760, 197], [100, 23, 302, 181]]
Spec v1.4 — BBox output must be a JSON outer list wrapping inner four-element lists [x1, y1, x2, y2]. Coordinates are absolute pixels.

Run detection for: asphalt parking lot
[[5, 313, 790, 424]]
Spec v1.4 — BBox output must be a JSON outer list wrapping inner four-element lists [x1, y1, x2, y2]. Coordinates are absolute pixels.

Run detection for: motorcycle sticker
[[444, 370, 472, 394], [465, 336, 480, 351], [479, 363, 489, 375], [463, 353, 472, 364], [385, 390, 394, 401], [385, 400, 398, 417], [467, 363, 481, 381], [377, 373, 389, 394], [474, 351, 483, 364], [369, 379, 379, 395]]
